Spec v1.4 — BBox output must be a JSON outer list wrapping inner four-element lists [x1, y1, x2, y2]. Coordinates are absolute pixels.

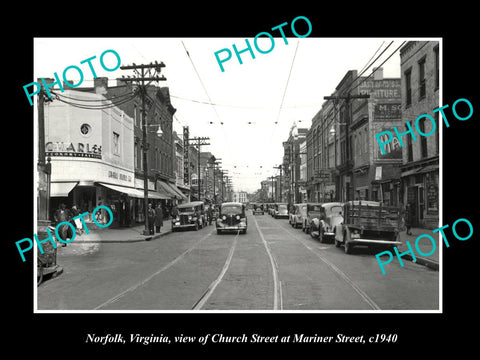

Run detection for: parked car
[[252, 203, 264, 215], [303, 203, 323, 234], [310, 202, 343, 242], [216, 202, 248, 234], [289, 203, 307, 228], [334, 200, 402, 254], [274, 203, 289, 219], [172, 201, 206, 231]]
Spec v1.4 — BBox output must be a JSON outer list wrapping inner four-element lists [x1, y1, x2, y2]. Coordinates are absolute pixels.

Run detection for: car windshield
[[178, 207, 195, 213], [327, 206, 342, 215], [278, 205, 287, 210], [308, 205, 321, 211], [221, 205, 242, 215]]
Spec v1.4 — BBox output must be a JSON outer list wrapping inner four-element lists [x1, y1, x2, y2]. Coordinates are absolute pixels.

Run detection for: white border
[[33, 37, 443, 314]]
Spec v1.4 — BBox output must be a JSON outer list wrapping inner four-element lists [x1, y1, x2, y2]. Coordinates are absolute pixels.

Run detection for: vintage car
[[273, 203, 289, 219], [309, 202, 343, 243], [216, 202, 248, 234], [172, 201, 206, 231], [289, 203, 307, 229], [252, 203, 265, 215], [334, 200, 402, 254], [303, 202, 323, 234]]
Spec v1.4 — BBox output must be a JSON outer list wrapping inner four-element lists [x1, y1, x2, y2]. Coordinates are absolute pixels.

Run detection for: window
[[418, 56, 426, 100], [405, 69, 412, 107], [406, 124, 413, 162], [113, 132, 120, 155], [418, 118, 428, 158]]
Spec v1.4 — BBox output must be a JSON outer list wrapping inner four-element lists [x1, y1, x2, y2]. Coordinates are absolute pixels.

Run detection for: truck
[[333, 200, 402, 254]]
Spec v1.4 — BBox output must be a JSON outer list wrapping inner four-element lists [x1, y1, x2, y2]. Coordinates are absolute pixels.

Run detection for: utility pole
[[324, 93, 369, 202], [209, 157, 221, 205], [118, 61, 166, 235], [273, 165, 283, 202], [187, 136, 210, 201]]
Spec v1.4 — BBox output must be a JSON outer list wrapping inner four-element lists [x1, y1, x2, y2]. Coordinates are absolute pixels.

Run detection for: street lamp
[[329, 122, 347, 136]]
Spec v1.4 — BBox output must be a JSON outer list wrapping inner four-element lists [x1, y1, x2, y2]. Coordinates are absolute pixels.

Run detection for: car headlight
[[351, 230, 360, 239], [236, 215, 241, 220], [222, 215, 227, 221]]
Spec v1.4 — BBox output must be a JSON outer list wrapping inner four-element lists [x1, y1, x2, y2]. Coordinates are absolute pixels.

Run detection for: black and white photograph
[[7, 8, 478, 355], [32, 37, 441, 312]]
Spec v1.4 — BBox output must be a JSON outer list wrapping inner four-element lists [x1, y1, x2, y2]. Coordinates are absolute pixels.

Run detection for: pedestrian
[[206, 205, 213, 225], [171, 204, 179, 219], [53, 203, 72, 246], [147, 203, 156, 235], [70, 204, 83, 235], [155, 204, 163, 234], [405, 202, 414, 236]]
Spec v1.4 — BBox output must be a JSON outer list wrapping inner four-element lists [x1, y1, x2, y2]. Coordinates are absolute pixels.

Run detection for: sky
[[34, 37, 404, 193]]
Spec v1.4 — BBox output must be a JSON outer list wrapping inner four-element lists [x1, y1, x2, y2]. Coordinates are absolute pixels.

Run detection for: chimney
[[373, 67, 384, 80], [94, 77, 108, 94]]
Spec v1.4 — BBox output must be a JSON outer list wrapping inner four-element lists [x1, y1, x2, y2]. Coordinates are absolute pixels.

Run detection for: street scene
[[34, 38, 440, 311], [37, 210, 438, 311]]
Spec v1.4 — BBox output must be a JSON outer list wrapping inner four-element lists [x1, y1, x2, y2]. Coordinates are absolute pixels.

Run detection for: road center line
[[94, 229, 215, 310], [191, 232, 238, 310], [279, 223, 381, 310], [252, 215, 281, 310]]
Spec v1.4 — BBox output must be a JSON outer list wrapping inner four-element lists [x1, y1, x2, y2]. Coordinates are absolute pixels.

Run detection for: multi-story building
[[306, 68, 403, 204], [399, 41, 440, 229], [306, 100, 337, 202], [233, 191, 248, 204], [104, 78, 185, 221], [44, 87, 137, 227], [173, 130, 190, 201], [282, 122, 308, 204], [351, 67, 402, 205]]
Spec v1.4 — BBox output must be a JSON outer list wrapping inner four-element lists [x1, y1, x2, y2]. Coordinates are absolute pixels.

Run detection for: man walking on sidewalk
[[147, 203, 156, 235], [155, 204, 163, 234]]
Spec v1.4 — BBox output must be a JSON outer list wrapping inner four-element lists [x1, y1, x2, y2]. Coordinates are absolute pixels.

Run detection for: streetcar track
[[191, 231, 239, 310], [277, 221, 381, 310], [252, 215, 282, 310], [94, 228, 215, 310]]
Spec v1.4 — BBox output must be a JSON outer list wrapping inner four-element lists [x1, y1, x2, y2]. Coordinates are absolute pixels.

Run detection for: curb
[[70, 229, 172, 244], [402, 254, 439, 271]]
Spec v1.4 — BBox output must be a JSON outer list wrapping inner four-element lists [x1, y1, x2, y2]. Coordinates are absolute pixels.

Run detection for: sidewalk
[[396, 227, 440, 271], [70, 219, 173, 243]]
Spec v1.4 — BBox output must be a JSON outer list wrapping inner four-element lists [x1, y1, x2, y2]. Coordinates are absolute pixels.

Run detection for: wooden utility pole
[[187, 136, 210, 201], [118, 62, 166, 235], [324, 93, 370, 202]]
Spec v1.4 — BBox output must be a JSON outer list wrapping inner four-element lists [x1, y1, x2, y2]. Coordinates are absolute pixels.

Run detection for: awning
[[165, 182, 188, 200], [156, 180, 177, 199], [50, 182, 78, 197], [98, 183, 169, 200], [401, 164, 439, 177]]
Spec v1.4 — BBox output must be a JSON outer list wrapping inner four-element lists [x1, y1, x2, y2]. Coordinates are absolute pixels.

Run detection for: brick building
[[399, 41, 440, 229]]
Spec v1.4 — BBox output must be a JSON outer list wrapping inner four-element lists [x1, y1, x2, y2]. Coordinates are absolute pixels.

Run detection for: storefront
[[401, 161, 439, 229]]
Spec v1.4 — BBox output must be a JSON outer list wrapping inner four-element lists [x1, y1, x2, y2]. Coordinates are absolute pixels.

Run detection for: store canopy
[[98, 183, 169, 200], [50, 182, 78, 197], [156, 180, 178, 199], [165, 182, 188, 200]]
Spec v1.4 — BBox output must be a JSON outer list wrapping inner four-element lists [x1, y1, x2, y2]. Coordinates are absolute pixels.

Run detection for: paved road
[[37, 212, 439, 311]]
